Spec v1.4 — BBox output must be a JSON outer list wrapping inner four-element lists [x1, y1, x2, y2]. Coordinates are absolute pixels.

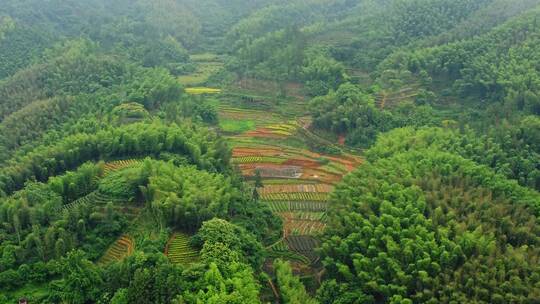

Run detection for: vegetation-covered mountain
[[0, 0, 539, 303]]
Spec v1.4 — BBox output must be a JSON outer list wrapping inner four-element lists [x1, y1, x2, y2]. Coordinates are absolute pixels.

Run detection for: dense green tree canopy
[[1, 0, 540, 303], [319, 128, 540, 303]]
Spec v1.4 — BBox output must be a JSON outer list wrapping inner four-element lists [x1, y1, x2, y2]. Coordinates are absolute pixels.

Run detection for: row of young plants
[[266, 201, 328, 212], [261, 192, 328, 201], [165, 233, 200, 265], [98, 235, 135, 265]]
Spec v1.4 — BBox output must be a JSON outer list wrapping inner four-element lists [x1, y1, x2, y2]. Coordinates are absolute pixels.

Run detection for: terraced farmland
[[185, 87, 222, 95], [232, 156, 285, 164], [266, 201, 328, 212], [103, 159, 141, 175], [261, 192, 329, 202], [218, 92, 362, 272], [98, 235, 135, 265], [59, 190, 126, 212], [165, 233, 199, 265], [59, 160, 143, 212], [285, 236, 320, 264]]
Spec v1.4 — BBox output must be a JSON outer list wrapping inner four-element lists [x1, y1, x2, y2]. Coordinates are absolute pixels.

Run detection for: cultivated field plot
[[219, 107, 280, 123], [249, 166, 303, 179], [232, 156, 286, 164], [218, 89, 363, 271], [60, 190, 125, 212], [259, 179, 319, 185], [232, 147, 286, 157], [233, 78, 306, 103], [285, 235, 321, 264], [103, 159, 141, 175], [267, 239, 310, 264], [218, 107, 284, 134], [98, 235, 135, 265], [282, 216, 327, 236], [165, 233, 199, 265], [266, 201, 328, 212], [185, 87, 222, 95], [261, 192, 329, 202], [259, 184, 332, 194], [178, 53, 224, 86], [279, 211, 327, 222], [244, 123, 299, 139]]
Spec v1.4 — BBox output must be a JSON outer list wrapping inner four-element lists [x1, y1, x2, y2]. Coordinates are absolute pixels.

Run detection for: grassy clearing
[[220, 119, 256, 133], [190, 53, 221, 62], [60, 190, 126, 212]]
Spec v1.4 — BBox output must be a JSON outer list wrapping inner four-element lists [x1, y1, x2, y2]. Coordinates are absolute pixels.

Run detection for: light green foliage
[[176, 262, 262, 304], [146, 163, 238, 229], [0, 121, 230, 195], [368, 123, 540, 191], [193, 218, 264, 269], [274, 259, 317, 304]]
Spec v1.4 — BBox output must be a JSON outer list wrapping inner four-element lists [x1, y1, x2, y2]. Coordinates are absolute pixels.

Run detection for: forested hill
[[0, 0, 539, 303]]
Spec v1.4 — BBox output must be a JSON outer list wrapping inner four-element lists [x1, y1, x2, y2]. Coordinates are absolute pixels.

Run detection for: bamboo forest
[[0, 0, 539, 303]]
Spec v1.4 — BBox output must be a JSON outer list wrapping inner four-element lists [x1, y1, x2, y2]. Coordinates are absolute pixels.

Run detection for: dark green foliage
[[302, 47, 347, 96], [379, 5, 540, 115], [0, 39, 129, 123], [50, 250, 104, 304], [0, 20, 52, 79], [320, 128, 540, 303], [0, 97, 73, 150], [2, 1, 540, 303], [368, 122, 540, 191], [193, 218, 264, 269], [100, 251, 261, 303], [0, 121, 231, 195], [310, 83, 436, 148], [145, 163, 239, 230], [125, 67, 184, 111], [162, 96, 219, 125]]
